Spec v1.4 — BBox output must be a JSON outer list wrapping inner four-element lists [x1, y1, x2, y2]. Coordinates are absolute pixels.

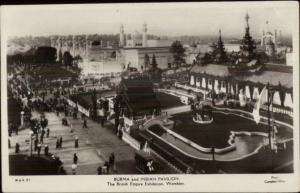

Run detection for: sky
[[1, 2, 298, 38]]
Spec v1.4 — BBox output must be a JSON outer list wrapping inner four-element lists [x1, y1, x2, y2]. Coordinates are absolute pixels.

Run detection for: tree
[[62, 51, 73, 66], [151, 54, 157, 67], [170, 40, 185, 68], [35, 46, 57, 64]]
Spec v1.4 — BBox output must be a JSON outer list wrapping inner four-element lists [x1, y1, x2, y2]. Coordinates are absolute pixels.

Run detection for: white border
[[1, 2, 299, 192]]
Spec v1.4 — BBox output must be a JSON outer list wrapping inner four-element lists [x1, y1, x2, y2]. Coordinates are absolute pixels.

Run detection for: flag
[[252, 86, 267, 124]]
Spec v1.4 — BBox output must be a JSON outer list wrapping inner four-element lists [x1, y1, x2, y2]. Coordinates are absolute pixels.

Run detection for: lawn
[[167, 111, 292, 149], [155, 92, 183, 109]]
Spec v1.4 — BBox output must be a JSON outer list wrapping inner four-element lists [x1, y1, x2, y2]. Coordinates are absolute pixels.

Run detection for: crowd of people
[[8, 65, 121, 175]]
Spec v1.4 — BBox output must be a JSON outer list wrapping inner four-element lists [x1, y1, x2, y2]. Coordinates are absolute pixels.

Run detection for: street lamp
[[20, 111, 25, 127], [29, 130, 34, 156]]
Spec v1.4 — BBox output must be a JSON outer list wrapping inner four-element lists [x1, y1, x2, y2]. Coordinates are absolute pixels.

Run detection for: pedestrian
[[109, 152, 115, 171], [70, 124, 74, 133], [37, 143, 41, 156], [15, 143, 20, 153], [82, 117, 88, 129], [34, 138, 38, 151], [46, 128, 50, 138], [97, 166, 102, 175], [40, 132, 44, 143], [15, 125, 18, 135], [44, 145, 49, 156], [56, 138, 60, 149], [104, 161, 110, 174], [73, 153, 78, 164], [41, 128, 46, 137], [71, 163, 77, 175], [75, 136, 79, 148], [59, 136, 63, 148], [8, 139, 11, 148], [9, 123, 13, 137]]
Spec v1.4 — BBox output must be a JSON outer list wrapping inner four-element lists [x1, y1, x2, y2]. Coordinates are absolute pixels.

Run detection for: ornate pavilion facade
[[188, 13, 293, 116]]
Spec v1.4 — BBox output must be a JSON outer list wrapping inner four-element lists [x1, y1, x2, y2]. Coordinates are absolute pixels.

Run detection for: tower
[[142, 23, 147, 47], [214, 29, 227, 63], [119, 24, 125, 47], [240, 12, 256, 59]]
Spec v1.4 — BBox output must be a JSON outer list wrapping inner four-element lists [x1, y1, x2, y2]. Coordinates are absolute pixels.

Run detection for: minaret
[[142, 23, 147, 47], [119, 24, 125, 47]]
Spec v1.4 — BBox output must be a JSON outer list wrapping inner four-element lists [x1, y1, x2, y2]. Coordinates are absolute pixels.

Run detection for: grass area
[[155, 92, 183, 109], [170, 111, 292, 149]]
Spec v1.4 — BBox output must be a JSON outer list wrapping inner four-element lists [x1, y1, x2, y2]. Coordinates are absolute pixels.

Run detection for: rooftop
[[190, 64, 292, 89]]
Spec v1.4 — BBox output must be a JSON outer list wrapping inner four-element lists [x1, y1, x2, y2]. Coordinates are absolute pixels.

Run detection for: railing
[[122, 131, 141, 150], [63, 96, 90, 117]]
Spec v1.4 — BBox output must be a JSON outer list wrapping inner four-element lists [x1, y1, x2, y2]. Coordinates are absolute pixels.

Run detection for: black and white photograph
[[1, 1, 299, 192]]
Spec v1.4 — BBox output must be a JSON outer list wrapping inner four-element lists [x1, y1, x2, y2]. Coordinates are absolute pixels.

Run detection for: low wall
[[64, 96, 90, 117], [166, 127, 236, 154], [122, 131, 141, 150]]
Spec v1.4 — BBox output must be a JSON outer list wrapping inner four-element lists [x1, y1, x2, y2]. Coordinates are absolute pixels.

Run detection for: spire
[[245, 12, 250, 27], [240, 12, 256, 59]]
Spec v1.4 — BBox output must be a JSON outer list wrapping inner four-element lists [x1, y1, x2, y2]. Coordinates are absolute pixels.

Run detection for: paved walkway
[[9, 111, 137, 175]]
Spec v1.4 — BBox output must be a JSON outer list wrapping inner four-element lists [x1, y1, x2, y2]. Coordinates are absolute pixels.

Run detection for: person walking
[[44, 145, 49, 156], [37, 143, 41, 156], [56, 138, 60, 149], [104, 161, 110, 174], [46, 128, 50, 138], [40, 131, 44, 144], [41, 128, 45, 140], [73, 153, 78, 164], [15, 124, 18, 135], [15, 143, 20, 153], [75, 136, 79, 148], [109, 152, 115, 171], [59, 136, 63, 148], [8, 139, 11, 148], [97, 166, 102, 175], [82, 117, 88, 129], [34, 138, 38, 151]]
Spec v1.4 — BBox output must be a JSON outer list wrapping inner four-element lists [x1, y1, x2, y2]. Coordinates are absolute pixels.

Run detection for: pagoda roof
[[119, 78, 160, 114], [190, 64, 292, 89]]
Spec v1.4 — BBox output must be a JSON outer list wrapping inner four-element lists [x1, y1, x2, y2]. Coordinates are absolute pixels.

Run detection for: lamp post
[[20, 111, 25, 127], [29, 130, 34, 156]]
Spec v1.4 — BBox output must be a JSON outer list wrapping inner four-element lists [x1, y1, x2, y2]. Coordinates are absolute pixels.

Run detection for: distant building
[[187, 13, 293, 116], [119, 24, 174, 70], [50, 35, 91, 62], [260, 21, 293, 62]]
